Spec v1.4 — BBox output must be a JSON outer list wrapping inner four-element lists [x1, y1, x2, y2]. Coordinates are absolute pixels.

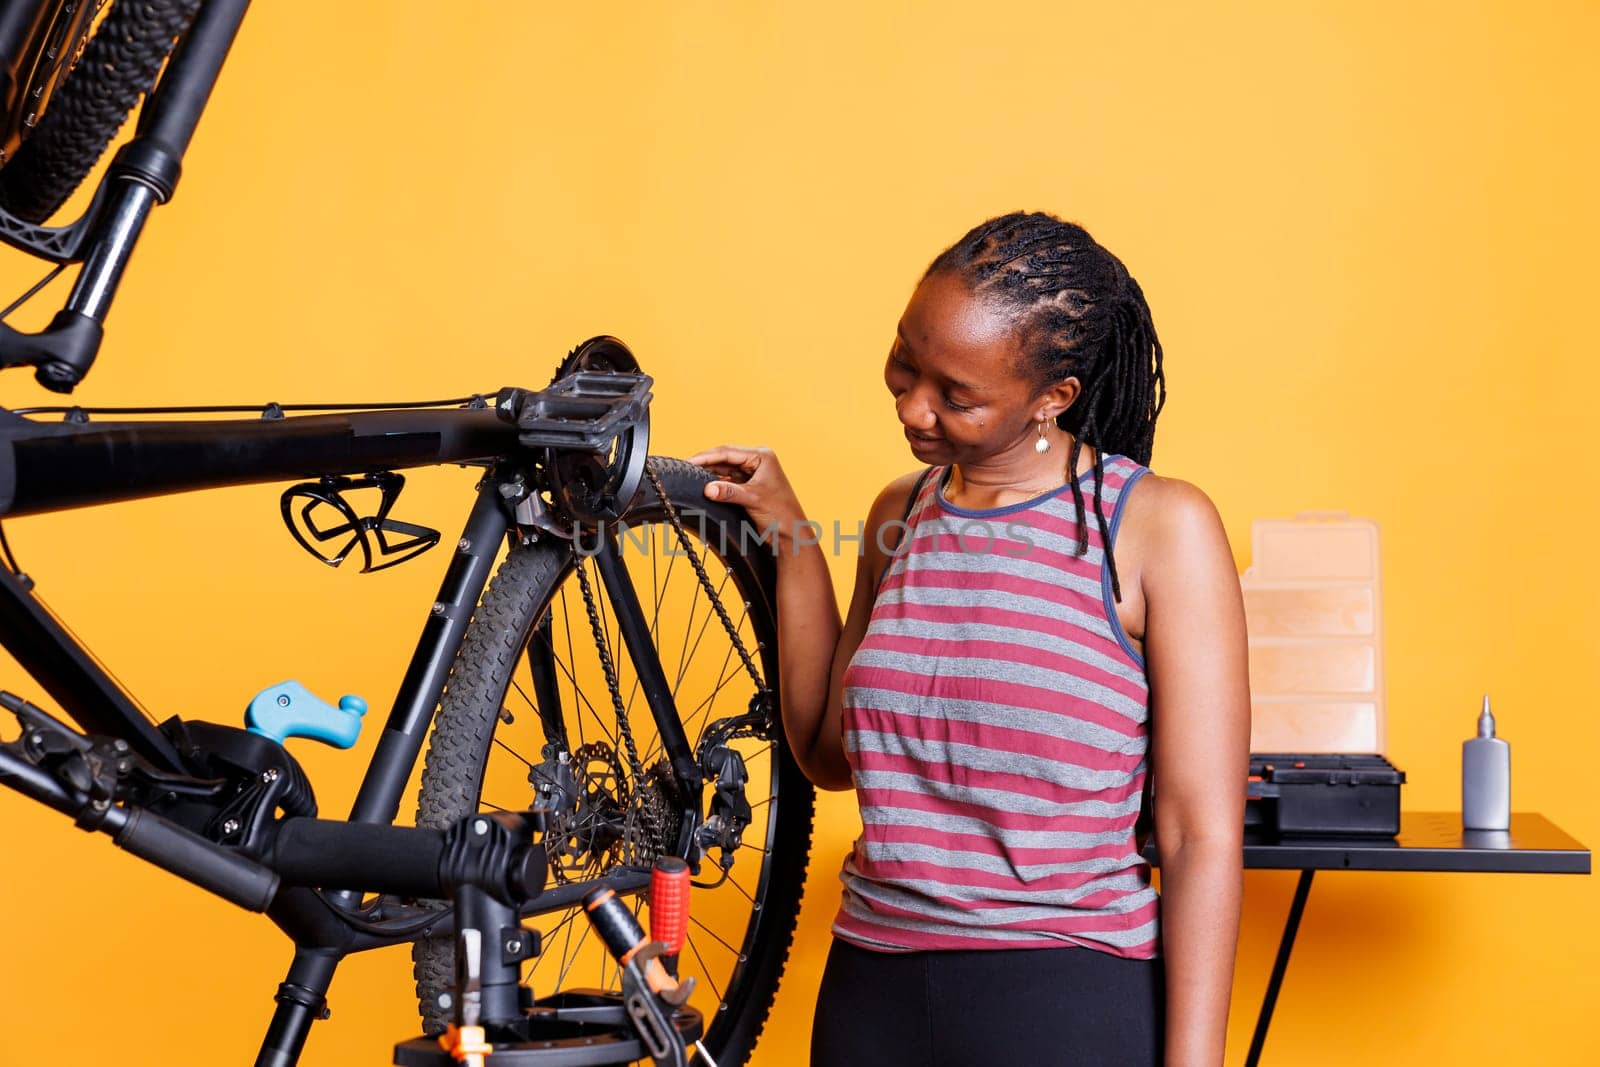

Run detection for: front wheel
[[412, 457, 814, 1066], [0, 0, 202, 223]]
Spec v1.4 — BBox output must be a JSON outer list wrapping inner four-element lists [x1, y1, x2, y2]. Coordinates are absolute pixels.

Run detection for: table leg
[[1244, 869, 1315, 1067]]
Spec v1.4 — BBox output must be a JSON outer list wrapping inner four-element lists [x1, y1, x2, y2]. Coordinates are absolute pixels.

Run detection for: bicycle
[[0, 2, 815, 1064]]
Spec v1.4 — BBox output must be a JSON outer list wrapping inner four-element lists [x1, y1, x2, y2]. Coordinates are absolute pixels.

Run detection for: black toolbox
[[1246, 754, 1406, 837]]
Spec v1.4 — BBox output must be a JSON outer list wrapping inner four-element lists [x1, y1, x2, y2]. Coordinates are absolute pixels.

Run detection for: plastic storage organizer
[[1240, 512, 1385, 754]]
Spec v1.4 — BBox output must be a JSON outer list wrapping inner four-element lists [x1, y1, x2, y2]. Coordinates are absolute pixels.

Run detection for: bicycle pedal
[[496, 372, 653, 451], [245, 681, 366, 748]]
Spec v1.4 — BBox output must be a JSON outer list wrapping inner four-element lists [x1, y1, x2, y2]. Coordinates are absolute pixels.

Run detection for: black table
[[1145, 811, 1590, 1066]]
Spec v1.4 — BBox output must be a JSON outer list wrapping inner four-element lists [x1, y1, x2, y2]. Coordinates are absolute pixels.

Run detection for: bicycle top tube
[[0, 404, 522, 518]]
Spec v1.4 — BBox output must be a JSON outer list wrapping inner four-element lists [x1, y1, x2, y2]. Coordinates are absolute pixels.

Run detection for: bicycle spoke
[[642, 655, 743, 767], [556, 920, 595, 992], [670, 559, 705, 699], [670, 652, 745, 742], [681, 600, 751, 715], [526, 909, 580, 982], [493, 736, 536, 768], [688, 914, 741, 957], [510, 677, 539, 715], [641, 614, 750, 767], [684, 932, 723, 1005], [675, 595, 741, 716], [649, 533, 678, 644], [673, 568, 734, 696], [547, 649, 617, 750]]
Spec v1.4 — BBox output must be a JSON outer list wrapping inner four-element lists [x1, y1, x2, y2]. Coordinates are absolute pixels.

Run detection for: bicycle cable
[[9, 394, 500, 417], [0, 262, 68, 322], [0, 521, 29, 587]]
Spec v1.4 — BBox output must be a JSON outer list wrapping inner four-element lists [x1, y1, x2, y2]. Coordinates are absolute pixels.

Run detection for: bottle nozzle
[[1478, 694, 1496, 738]]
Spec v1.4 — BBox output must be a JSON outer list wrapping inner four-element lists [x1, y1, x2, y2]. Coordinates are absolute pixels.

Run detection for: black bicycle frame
[[0, 2, 720, 1063], [0, 400, 696, 1064], [0, 405, 523, 798]]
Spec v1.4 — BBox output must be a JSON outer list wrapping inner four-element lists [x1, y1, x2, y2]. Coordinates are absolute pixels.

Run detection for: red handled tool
[[650, 856, 691, 976]]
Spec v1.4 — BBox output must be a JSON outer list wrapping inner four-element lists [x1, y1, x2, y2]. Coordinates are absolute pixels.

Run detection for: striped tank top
[[832, 453, 1159, 959]]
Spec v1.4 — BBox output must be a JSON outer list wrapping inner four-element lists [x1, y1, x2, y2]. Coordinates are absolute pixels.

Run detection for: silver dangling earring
[[1034, 417, 1051, 454]]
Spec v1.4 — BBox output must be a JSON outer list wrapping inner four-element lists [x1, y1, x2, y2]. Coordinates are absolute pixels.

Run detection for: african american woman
[[690, 211, 1249, 1067]]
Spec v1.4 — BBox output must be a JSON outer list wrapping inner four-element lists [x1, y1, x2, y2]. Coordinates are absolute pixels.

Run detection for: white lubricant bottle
[[1462, 694, 1510, 831]]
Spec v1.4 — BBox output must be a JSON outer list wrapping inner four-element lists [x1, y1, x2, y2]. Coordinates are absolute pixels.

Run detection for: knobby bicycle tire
[[0, 0, 201, 223], [411, 457, 815, 1066]]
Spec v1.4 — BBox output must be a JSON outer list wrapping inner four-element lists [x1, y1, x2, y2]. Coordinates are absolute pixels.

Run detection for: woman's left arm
[[1138, 478, 1251, 1067]]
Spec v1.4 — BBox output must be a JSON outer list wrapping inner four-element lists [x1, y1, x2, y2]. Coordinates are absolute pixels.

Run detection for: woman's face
[[885, 270, 1076, 465]]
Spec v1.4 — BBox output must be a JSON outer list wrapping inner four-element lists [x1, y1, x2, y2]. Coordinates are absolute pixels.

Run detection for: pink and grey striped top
[[833, 454, 1159, 959]]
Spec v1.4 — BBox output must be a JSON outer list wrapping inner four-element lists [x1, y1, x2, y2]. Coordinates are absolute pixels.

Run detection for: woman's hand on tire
[[686, 445, 805, 536]]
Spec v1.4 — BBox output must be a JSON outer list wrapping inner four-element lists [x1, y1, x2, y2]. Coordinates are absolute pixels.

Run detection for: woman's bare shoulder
[[1123, 471, 1220, 525], [856, 468, 934, 582], [1118, 471, 1232, 582], [867, 468, 933, 528]]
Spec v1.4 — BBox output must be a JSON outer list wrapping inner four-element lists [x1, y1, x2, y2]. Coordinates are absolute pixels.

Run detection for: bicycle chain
[[571, 560, 646, 787], [552, 457, 777, 876], [643, 458, 769, 697]]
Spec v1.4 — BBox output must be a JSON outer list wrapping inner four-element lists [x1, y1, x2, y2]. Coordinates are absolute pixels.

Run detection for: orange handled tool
[[582, 886, 678, 996]]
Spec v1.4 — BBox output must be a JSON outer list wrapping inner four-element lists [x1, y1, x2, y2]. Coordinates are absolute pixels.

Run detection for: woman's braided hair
[[926, 211, 1166, 601]]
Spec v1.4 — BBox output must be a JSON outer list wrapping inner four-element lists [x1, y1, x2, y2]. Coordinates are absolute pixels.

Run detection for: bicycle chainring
[[545, 336, 648, 523]]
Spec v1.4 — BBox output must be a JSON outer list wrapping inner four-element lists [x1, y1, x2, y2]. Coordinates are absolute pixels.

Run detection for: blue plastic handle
[[245, 681, 367, 748]]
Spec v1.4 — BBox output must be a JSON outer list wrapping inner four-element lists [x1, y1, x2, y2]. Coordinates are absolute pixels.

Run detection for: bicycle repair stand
[[393, 886, 703, 1067]]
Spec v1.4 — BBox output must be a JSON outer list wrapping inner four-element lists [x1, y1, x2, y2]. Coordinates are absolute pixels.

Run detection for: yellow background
[[1, 1, 1595, 1063]]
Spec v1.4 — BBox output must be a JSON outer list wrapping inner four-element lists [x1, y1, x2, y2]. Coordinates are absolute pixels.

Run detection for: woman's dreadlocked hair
[[926, 211, 1166, 601]]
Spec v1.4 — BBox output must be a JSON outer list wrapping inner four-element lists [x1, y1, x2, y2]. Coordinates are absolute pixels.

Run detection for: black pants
[[810, 937, 1165, 1067]]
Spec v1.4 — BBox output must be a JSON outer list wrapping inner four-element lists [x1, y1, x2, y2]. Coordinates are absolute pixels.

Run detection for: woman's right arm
[[810, 471, 922, 788], [687, 446, 917, 791]]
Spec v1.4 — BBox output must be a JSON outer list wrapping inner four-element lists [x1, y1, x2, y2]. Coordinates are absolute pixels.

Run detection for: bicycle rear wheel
[[412, 457, 814, 1066]]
